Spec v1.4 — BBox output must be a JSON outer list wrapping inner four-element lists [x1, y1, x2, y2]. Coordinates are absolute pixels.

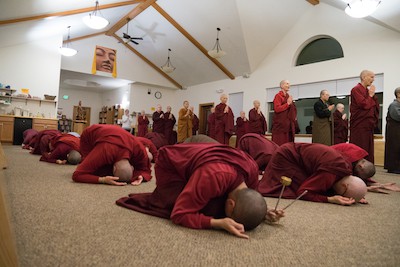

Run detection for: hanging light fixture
[[83, 0, 109, 29], [345, 0, 382, 18], [59, 26, 78, 57], [161, 49, 176, 73], [208, 27, 226, 59]]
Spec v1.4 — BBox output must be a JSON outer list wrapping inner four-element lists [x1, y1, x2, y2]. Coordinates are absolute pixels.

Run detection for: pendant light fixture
[[59, 26, 78, 57], [345, 0, 382, 18], [208, 27, 226, 59], [161, 49, 176, 73], [83, 1, 109, 30]]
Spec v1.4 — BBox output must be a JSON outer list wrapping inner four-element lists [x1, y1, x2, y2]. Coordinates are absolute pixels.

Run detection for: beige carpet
[[1, 144, 400, 267]]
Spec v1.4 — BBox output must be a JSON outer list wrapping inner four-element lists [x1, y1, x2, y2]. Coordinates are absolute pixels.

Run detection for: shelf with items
[[0, 95, 57, 107]]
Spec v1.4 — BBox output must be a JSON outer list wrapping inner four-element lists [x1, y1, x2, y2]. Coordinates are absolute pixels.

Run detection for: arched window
[[296, 37, 343, 66]]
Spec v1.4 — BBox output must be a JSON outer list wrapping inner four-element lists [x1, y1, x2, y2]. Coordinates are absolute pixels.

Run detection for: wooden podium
[[73, 120, 87, 135]]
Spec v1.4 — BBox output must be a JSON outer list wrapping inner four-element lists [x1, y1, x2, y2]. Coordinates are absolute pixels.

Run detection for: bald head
[[67, 150, 81, 165], [113, 159, 133, 183], [220, 94, 228, 104], [280, 80, 290, 93], [394, 87, 400, 98], [354, 159, 376, 180], [336, 103, 345, 113], [333, 175, 367, 202], [230, 188, 267, 231]]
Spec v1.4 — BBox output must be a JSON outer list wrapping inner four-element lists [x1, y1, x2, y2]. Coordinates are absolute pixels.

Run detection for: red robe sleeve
[[296, 171, 338, 203], [40, 143, 71, 163], [273, 92, 290, 113]]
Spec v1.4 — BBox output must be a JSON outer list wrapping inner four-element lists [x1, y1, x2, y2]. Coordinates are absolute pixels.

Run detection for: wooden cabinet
[[0, 116, 14, 142], [32, 118, 58, 131]]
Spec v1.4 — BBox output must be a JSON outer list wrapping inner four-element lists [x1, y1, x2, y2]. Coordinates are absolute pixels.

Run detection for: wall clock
[[155, 91, 162, 99]]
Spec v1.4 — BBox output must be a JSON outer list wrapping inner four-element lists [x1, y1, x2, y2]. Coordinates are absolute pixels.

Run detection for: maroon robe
[[192, 114, 199, 135], [237, 133, 279, 172], [116, 143, 259, 229], [333, 109, 348, 144], [145, 132, 169, 149], [271, 91, 297, 146], [135, 136, 158, 163], [248, 108, 267, 135], [137, 116, 149, 137], [72, 125, 151, 184], [40, 134, 80, 164], [22, 129, 38, 149], [207, 112, 216, 139], [164, 112, 176, 145], [235, 117, 249, 147], [384, 101, 400, 173], [349, 83, 380, 163], [214, 103, 234, 145], [258, 143, 352, 203], [31, 130, 61, 155], [152, 111, 165, 134]]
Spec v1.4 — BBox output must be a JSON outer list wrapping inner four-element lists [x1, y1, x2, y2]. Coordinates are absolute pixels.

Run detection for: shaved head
[[354, 159, 376, 180], [230, 188, 267, 231], [333, 175, 367, 202], [113, 159, 133, 183], [67, 150, 81, 165]]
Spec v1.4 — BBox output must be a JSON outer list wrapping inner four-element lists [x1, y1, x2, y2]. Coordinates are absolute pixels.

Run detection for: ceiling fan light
[[208, 49, 226, 59], [83, 14, 109, 30], [59, 46, 78, 57], [345, 0, 381, 18]]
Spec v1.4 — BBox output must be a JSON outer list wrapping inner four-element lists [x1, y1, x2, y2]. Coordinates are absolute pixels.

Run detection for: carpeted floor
[[1, 144, 400, 267]]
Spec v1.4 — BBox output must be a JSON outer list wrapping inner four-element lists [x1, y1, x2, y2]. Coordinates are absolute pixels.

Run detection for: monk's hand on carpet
[[367, 185, 389, 194], [211, 218, 249, 239], [327, 195, 355, 206], [358, 197, 369, 204], [131, 176, 143, 186], [56, 160, 67, 165], [380, 183, 400, 192], [99, 176, 127, 186], [265, 209, 285, 224]]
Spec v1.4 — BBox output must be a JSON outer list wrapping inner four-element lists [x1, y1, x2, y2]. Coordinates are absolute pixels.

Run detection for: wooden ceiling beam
[[64, 31, 107, 43], [111, 33, 182, 89], [0, 1, 141, 26], [306, 0, 320, 5], [152, 3, 235, 80]]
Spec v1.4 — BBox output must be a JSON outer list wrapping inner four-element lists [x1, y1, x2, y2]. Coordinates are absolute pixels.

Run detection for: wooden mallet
[[274, 176, 292, 211], [282, 190, 308, 210]]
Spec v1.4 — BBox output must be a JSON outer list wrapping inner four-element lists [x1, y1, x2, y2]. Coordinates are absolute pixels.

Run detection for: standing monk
[[214, 94, 234, 145], [207, 107, 216, 139], [333, 103, 348, 144], [272, 80, 297, 146], [191, 107, 199, 136], [137, 110, 149, 137], [384, 87, 400, 174], [164, 105, 176, 145], [235, 111, 249, 147], [312, 90, 334, 146], [72, 124, 151, 186], [350, 70, 380, 163], [177, 101, 193, 143], [152, 104, 165, 135], [117, 143, 284, 238], [248, 100, 267, 135]]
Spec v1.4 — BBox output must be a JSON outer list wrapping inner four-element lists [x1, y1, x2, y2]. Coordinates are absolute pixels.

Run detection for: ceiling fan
[[121, 18, 143, 45]]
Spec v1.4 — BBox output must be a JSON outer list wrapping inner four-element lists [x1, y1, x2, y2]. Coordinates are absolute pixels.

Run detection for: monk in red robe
[[152, 104, 165, 134], [191, 107, 199, 136], [137, 110, 149, 137], [164, 105, 176, 145], [349, 70, 380, 163], [183, 134, 218, 143], [272, 80, 297, 146], [237, 133, 279, 172], [145, 132, 169, 149], [72, 124, 151, 186], [40, 133, 81, 165], [333, 103, 348, 144], [214, 94, 234, 145], [117, 143, 284, 238], [258, 143, 367, 205], [30, 129, 61, 155], [248, 100, 267, 135], [207, 107, 216, 139], [135, 136, 158, 163], [22, 129, 38, 150], [235, 111, 249, 147]]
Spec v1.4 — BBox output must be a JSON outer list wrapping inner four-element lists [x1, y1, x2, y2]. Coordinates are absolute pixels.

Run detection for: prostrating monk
[[333, 103, 348, 144], [191, 107, 199, 136], [237, 133, 279, 172], [22, 129, 38, 149], [72, 124, 151, 186], [215, 94, 234, 145], [40, 133, 81, 165], [248, 100, 267, 135], [137, 110, 149, 137], [207, 107, 216, 139], [384, 87, 400, 174], [152, 104, 165, 134], [235, 111, 249, 147], [164, 105, 176, 145], [272, 80, 297, 146], [135, 136, 158, 163], [145, 132, 169, 149], [350, 70, 380, 163], [177, 101, 193, 143], [258, 143, 367, 205], [30, 129, 61, 155], [183, 134, 218, 144], [117, 143, 284, 238], [312, 90, 334, 146]]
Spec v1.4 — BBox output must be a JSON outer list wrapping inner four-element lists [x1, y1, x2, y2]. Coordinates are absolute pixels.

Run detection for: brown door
[[198, 102, 214, 135]]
